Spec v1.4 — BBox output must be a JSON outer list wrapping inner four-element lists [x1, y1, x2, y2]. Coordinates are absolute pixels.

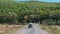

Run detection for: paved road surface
[[14, 24, 49, 34]]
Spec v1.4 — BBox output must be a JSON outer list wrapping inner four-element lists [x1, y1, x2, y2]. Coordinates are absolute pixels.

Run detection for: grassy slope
[[40, 25, 60, 34], [0, 25, 24, 34]]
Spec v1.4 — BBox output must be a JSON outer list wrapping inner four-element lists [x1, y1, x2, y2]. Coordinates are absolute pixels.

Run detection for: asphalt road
[[14, 24, 49, 34]]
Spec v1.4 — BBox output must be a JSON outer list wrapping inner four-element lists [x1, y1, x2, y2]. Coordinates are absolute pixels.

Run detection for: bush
[[48, 20, 56, 25], [56, 20, 60, 25]]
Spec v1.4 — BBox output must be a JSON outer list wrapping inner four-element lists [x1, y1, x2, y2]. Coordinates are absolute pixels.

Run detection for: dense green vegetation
[[0, 0, 60, 25]]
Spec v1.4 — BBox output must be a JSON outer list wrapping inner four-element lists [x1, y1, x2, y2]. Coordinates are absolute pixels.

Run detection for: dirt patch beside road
[[0, 25, 24, 34]]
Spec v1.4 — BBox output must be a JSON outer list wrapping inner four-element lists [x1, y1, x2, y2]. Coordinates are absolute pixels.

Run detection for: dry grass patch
[[40, 25, 60, 34], [0, 25, 24, 34]]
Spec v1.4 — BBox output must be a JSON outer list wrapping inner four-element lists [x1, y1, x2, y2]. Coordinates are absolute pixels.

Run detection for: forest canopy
[[0, 0, 60, 25]]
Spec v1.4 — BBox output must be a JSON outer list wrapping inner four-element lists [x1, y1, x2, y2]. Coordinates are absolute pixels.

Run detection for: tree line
[[0, 0, 60, 25]]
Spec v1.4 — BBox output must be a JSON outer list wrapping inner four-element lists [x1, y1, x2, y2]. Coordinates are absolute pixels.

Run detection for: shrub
[[48, 20, 56, 25]]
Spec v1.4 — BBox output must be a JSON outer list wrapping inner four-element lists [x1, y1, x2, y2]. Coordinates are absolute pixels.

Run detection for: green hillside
[[0, 0, 60, 25]]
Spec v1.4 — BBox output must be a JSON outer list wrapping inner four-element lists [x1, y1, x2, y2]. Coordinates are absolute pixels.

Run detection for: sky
[[40, 0, 60, 2], [15, 0, 60, 2]]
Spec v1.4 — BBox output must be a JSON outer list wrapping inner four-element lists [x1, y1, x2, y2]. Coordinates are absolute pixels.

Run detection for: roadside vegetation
[[0, 25, 24, 34], [40, 25, 60, 34]]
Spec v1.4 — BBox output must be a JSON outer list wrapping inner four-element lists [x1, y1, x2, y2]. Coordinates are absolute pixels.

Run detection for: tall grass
[[0, 25, 24, 34], [40, 25, 60, 34]]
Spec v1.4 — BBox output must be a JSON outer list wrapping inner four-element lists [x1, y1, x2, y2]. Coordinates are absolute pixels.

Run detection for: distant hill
[[0, 0, 60, 25]]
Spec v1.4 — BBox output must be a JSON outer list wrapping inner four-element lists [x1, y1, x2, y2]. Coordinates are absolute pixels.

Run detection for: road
[[14, 24, 49, 34]]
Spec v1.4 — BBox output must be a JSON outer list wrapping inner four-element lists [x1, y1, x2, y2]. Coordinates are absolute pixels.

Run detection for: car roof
[[29, 23, 33, 24]]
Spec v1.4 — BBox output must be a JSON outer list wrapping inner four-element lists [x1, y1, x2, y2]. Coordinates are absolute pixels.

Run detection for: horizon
[[14, 0, 60, 2]]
